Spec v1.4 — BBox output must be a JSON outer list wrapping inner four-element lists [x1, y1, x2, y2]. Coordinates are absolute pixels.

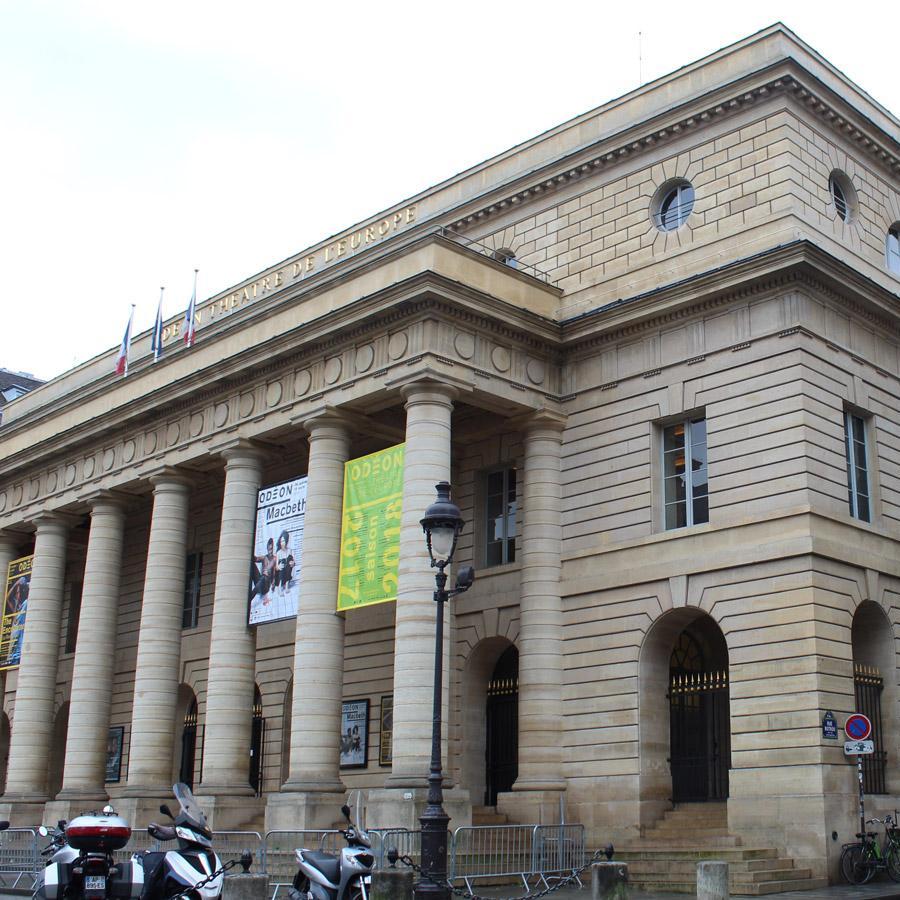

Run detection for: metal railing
[[0, 821, 584, 898]]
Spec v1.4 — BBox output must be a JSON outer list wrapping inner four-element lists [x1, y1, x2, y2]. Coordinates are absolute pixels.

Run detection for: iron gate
[[485, 673, 518, 805], [669, 669, 730, 802], [854, 663, 887, 794]]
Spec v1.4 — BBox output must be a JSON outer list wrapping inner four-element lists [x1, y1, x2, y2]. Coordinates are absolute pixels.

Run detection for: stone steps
[[615, 802, 823, 894], [470, 805, 509, 826]]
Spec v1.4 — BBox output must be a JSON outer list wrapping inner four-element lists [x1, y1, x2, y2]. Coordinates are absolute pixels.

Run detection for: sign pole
[[858, 753, 866, 837]]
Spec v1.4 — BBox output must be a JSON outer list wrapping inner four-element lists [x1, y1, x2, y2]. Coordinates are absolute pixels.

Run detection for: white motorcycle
[[288, 805, 374, 900], [136, 783, 224, 900], [35, 807, 141, 900]]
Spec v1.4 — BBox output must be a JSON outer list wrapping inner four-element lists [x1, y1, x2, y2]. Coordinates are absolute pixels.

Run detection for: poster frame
[[105, 726, 124, 783], [379, 694, 393, 767], [247, 475, 308, 627], [339, 699, 370, 770]]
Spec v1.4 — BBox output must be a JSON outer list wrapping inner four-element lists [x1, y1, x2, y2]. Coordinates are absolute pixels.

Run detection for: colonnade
[[0, 381, 567, 825]]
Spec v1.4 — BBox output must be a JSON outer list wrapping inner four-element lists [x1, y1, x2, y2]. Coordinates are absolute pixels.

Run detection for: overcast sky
[[2, 0, 899, 382]]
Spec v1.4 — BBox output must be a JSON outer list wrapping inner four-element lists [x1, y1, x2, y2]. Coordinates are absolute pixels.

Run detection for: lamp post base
[[415, 803, 451, 900]]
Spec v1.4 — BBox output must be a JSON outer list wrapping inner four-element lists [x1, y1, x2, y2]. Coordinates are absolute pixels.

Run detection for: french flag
[[151, 287, 164, 362], [114, 305, 135, 376], [183, 269, 198, 347]]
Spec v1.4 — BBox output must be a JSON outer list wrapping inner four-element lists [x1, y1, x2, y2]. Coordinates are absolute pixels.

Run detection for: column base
[[497, 789, 567, 825], [265, 790, 348, 831], [188, 794, 265, 832], [43, 797, 109, 825], [110, 796, 178, 832], [0, 798, 50, 827], [366, 787, 470, 831]]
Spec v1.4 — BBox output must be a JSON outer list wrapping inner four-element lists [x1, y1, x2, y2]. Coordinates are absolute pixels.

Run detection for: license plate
[[85, 875, 106, 890]]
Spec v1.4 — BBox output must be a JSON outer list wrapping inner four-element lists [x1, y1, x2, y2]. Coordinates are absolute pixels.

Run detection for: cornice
[[446, 67, 900, 234], [561, 240, 900, 355]]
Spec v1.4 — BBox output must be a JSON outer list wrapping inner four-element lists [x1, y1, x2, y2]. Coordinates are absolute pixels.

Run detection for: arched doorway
[[0, 711, 10, 795], [851, 601, 895, 794], [179, 698, 198, 788], [485, 646, 518, 805], [172, 685, 200, 788], [639, 609, 730, 820], [459, 637, 518, 807], [281, 680, 293, 786], [46, 701, 69, 799], [668, 624, 730, 802], [249, 686, 264, 796]]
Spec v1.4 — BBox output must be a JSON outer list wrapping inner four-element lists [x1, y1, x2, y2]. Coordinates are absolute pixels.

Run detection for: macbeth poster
[[1, 555, 32, 670], [337, 443, 404, 611], [248, 477, 307, 625]]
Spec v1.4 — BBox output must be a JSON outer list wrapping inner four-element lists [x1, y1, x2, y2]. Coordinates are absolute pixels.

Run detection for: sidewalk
[[466, 879, 900, 900]]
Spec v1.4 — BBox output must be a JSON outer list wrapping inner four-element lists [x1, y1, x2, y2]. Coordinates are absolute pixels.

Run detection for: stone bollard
[[222, 873, 268, 900], [372, 867, 415, 900], [592, 861, 629, 900], [696, 860, 729, 900]]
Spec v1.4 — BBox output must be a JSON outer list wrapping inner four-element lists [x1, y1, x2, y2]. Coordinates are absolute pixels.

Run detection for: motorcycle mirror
[[340, 804, 351, 821], [38, 826, 49, 837], [159, 804, 174, 820], [58, 820, 67, 830], [0, 821, 9, 831]]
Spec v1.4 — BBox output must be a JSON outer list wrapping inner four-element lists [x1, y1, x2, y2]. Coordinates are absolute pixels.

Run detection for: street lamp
[[416, 481, 475, 900]]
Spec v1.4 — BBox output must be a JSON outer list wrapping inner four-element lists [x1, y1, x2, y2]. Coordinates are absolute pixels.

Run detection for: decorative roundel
[[845, 713, 872, 741]]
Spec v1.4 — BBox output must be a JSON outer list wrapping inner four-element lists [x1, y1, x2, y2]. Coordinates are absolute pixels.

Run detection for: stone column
[[510, 413, 567, 800], [388, 382, 455, 785], [124, 470, 192, 797], [56, 493, 127, 801], [0, 534, 22, 590], [4, 513, 72, 801], [199, 443, 264, 797], [267, 414, 350, 830]]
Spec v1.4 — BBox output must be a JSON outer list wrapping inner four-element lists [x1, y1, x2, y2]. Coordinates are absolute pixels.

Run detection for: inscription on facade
[[161, 205, 418, 343]]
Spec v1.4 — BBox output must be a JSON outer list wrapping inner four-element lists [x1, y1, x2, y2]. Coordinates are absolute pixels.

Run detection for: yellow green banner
[[337, 443, 404, 611]]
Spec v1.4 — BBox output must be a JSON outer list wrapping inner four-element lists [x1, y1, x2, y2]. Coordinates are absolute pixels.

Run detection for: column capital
[[300, 406, 353, 437], [511, 408, 568, 435], [144, 465, 194, 490], [399, 379, 458, 405], [30, 510, 81, 532], [386, 366, 469, 400], [0, 529, 28, 555], [81, 489, 131, 513], [213, 438, 269, 467]]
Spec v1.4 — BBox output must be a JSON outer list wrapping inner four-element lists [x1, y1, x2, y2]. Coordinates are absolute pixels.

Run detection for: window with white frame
[[844, 411, 871, 522], [485, 467, 517, 566], [663, 417, 709, 529]]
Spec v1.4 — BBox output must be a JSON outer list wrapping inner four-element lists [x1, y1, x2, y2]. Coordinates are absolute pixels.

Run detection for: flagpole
[[152, 287, 165, 362]]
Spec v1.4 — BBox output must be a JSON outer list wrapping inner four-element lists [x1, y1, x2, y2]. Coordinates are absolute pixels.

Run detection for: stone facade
[[0, 24, 898, 884]]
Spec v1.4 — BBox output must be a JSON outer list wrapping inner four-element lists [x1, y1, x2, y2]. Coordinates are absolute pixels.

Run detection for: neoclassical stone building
[[1, 24, 899, 886]]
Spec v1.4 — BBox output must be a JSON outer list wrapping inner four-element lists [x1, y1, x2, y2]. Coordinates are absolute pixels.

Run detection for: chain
[[166, 857, 238, 900], [397, 849, 608, 900]]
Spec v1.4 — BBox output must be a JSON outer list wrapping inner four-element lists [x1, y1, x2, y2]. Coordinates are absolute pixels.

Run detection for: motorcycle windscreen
[[172, 783, 209, 832]]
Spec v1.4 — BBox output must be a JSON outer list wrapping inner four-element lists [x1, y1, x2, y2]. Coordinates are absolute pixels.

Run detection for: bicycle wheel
[[886, 839, 900, 882], [842, 842, 876, 884]]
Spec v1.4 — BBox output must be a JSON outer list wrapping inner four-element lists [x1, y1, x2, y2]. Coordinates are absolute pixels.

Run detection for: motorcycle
[[34, 806, 141, 900], [136, 783, 224, 900], [288, 805, 374, 900]]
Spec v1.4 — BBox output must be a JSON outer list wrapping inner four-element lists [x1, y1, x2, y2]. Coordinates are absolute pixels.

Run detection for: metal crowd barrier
[[0, 820, 583, 898], [531, 824, 585, 888], [0, 828, 39, 889], [263, 830, 343, 900], [450, 824, 537, 893]]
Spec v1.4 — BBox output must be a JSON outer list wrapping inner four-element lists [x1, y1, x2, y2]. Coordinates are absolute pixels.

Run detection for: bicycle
[[840, 815, 900, 884]]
